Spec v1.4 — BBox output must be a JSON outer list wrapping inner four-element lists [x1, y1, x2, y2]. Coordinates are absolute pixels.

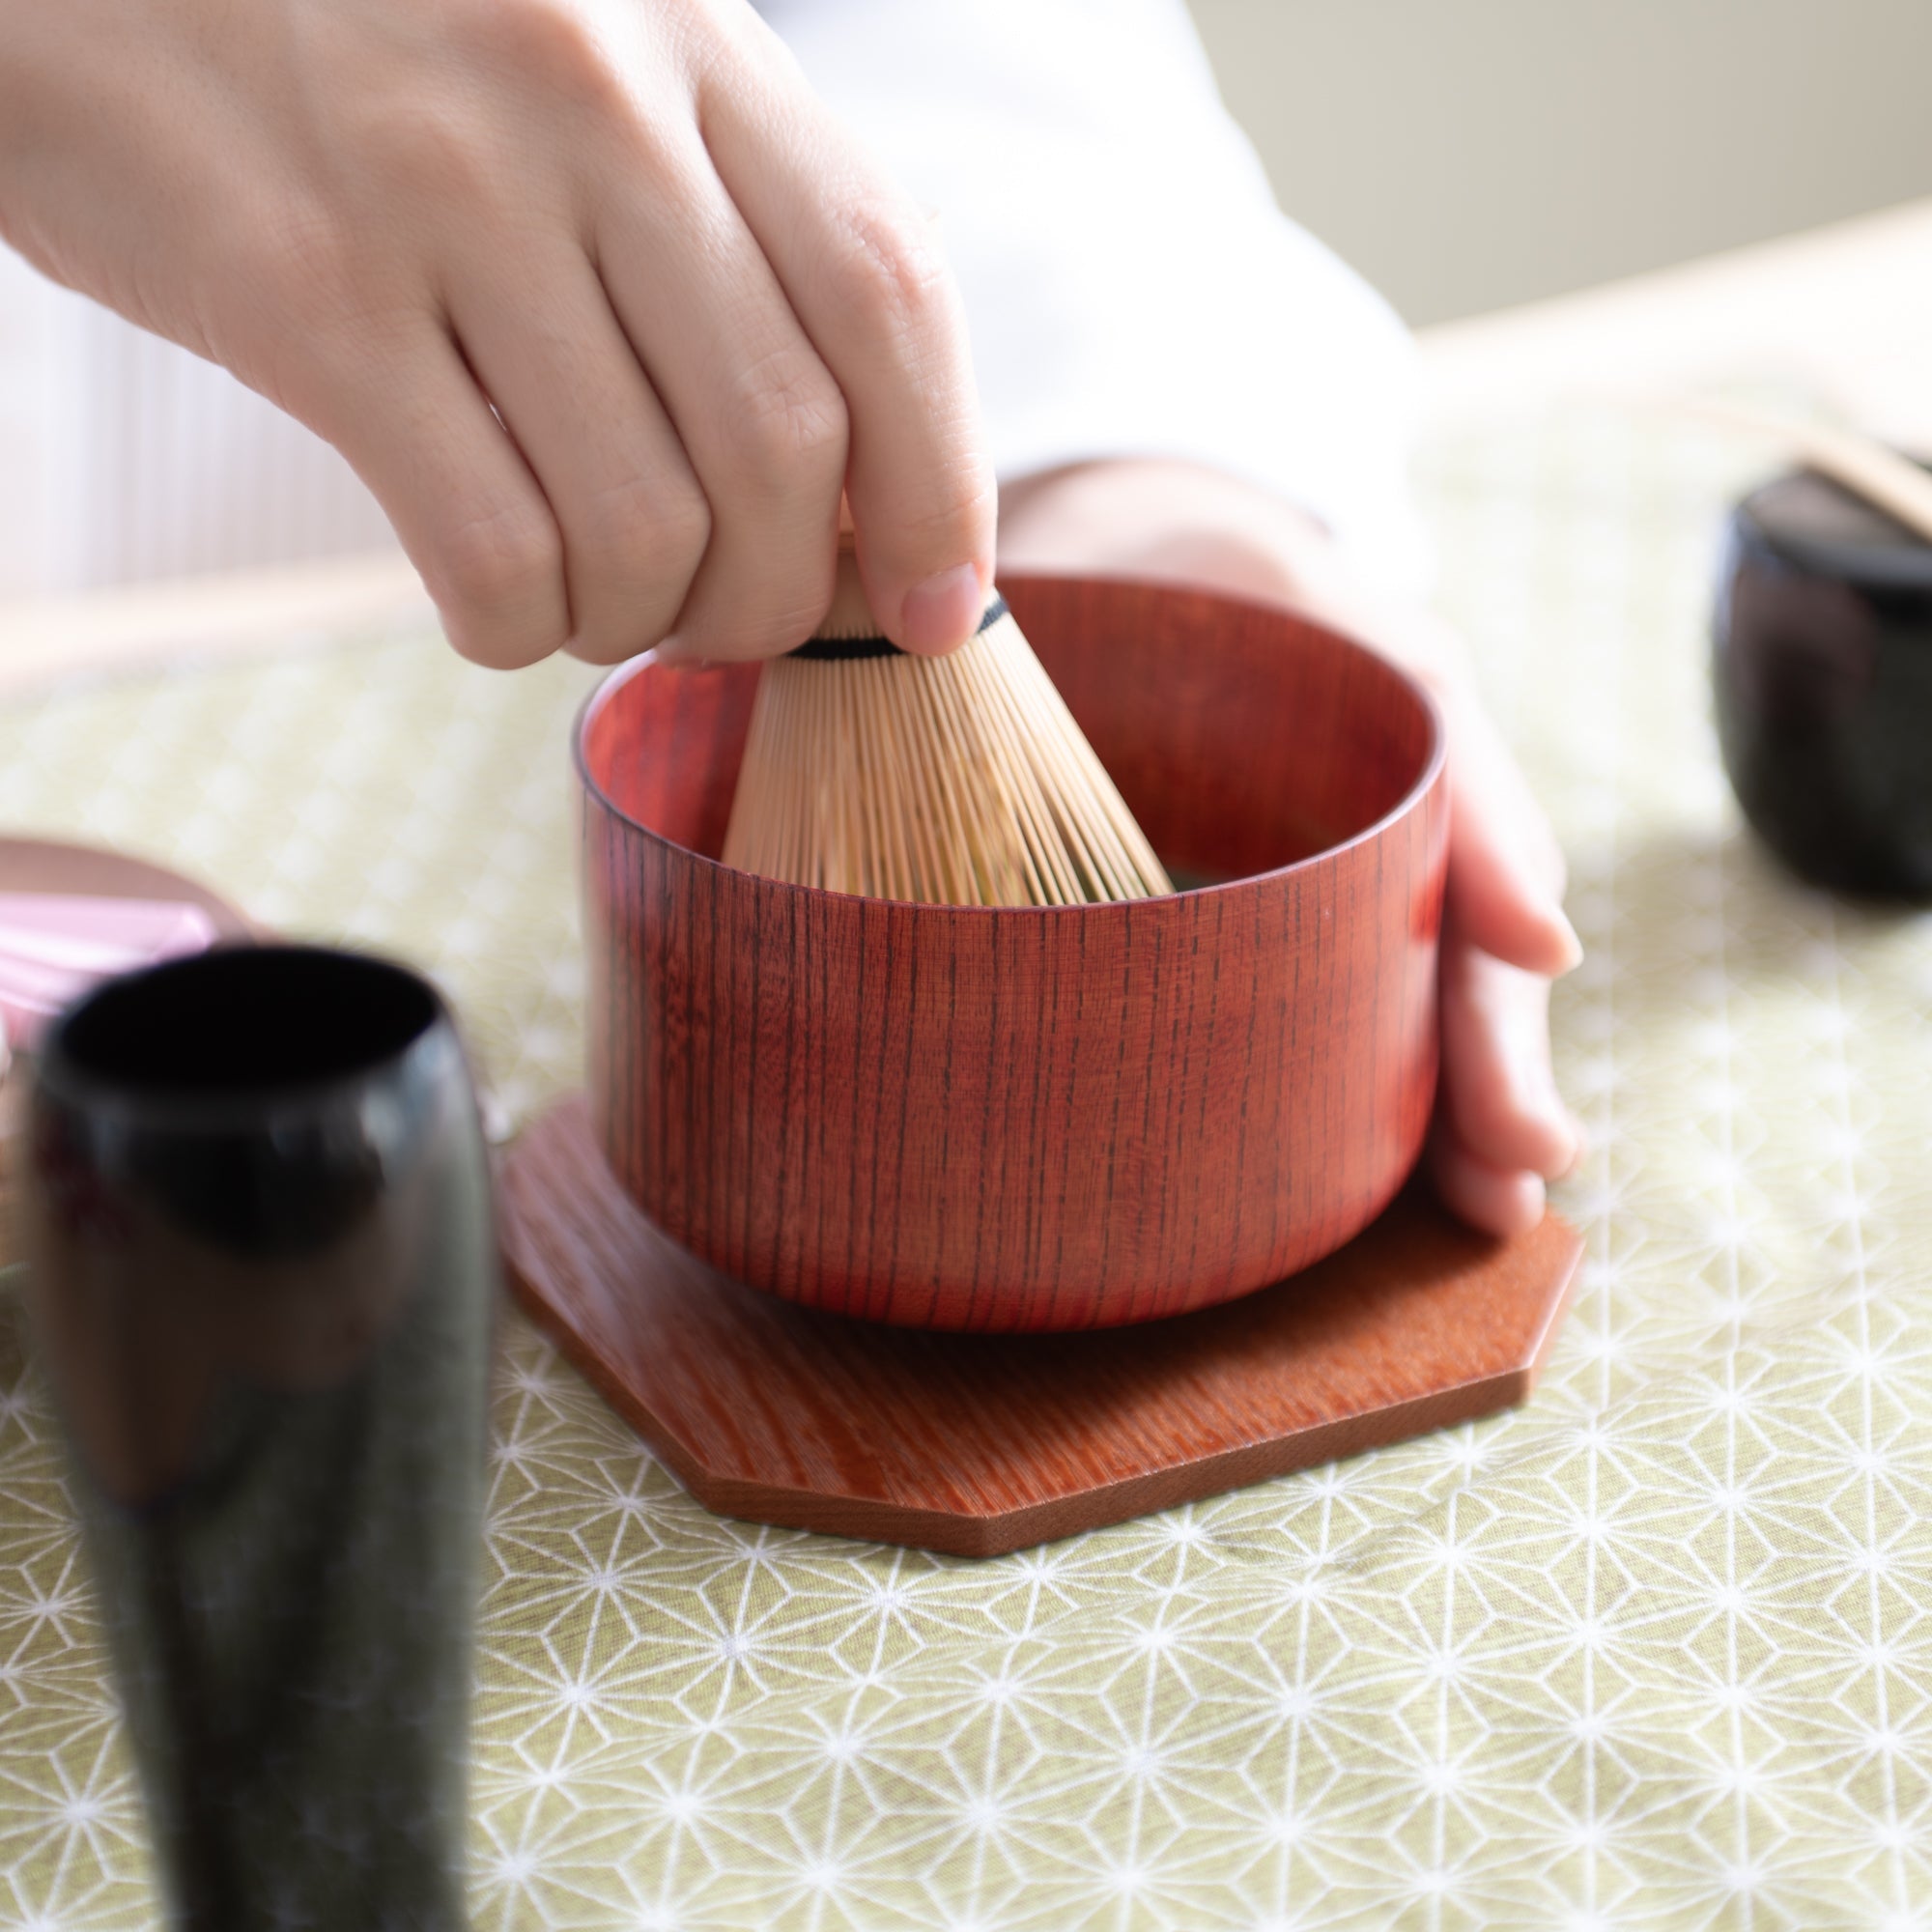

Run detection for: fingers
[[444, 247, 710, 664], [1399, 629, 1583, 1235], [592, 130, 847, 663], [696, 35, 997, 654], [1443, 691, 1582, 979], [300, 327, 570, 669], [1428, 1120, 1549, 1239], [1440, 936, 1581, 1178], [1428, 933, 1584, 1238]]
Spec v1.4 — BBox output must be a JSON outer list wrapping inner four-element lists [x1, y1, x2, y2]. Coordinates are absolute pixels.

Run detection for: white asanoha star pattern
[[2, 406, 1931, 1927]]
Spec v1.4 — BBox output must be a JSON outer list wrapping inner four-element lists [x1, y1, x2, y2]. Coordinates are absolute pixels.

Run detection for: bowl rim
[[573, 570, 1447, 911]]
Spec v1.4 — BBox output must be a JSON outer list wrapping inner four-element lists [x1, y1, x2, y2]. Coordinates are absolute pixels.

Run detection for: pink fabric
[[0, 895, 219, 1047]]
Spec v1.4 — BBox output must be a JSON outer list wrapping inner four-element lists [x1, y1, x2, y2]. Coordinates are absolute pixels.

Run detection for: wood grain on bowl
[[576, 575, 1448, 1332]]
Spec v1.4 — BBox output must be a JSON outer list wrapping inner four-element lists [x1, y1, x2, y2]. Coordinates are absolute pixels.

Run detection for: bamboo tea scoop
[[1676, 397, 1932, 545]]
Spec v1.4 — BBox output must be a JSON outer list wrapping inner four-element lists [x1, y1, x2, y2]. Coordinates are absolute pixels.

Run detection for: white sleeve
[[758, 0, 1431, 592]]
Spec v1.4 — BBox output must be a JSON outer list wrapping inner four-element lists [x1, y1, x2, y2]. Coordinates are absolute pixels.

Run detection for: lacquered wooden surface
[[0, 838, 253, 1270], [501, 1096, 1582, 1556], [0, 838, 252, 940], [578, 575, 1448, 1330]]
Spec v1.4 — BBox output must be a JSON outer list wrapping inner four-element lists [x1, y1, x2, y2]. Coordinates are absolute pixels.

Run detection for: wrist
[[998, 457, 1341, 608]]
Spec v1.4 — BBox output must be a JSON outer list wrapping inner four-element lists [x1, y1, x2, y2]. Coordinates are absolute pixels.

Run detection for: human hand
[[0, 0, 995, 666], [999, 459, 1581, 1238]]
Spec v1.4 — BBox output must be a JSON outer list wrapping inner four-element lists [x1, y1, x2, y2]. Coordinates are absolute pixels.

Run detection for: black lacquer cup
[[18, 946, 497, 1931], [1715, 465, 1932, 898]]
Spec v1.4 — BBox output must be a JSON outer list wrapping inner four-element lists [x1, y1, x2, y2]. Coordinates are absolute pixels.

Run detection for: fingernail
[[1515, 1173, 1548, 1234], [1526, 1108, 1576, 1180], [1540, 1111, 1581, 1180], [899, 563, 985, 655], [1514, 1061, 1578, 1178], [1550, 907, 1584, 975]]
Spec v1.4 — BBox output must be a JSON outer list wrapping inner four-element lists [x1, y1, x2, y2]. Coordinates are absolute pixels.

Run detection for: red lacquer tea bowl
[[577, 574, 1447, 1331]]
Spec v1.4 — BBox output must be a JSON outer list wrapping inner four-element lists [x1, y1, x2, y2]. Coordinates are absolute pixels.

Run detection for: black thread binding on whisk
[[788, 596, 1009, 660]]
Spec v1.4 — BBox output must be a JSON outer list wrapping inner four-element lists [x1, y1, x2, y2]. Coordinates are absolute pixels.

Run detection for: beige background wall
[[1189, 0, 1932, 326]]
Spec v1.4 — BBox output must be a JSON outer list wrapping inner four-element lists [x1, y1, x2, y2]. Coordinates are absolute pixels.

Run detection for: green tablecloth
[[4, 410, 1931, 1929]]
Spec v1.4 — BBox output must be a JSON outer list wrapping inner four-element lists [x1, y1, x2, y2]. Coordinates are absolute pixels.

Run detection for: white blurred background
[[2, 0, 1928, 600]]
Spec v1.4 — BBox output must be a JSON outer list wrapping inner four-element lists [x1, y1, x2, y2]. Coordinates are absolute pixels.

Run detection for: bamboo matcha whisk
[[721, 541, 1173, 905]]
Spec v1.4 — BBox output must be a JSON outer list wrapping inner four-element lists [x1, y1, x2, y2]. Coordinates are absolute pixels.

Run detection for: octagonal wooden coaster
[[500, 1096, 1582, 1557]]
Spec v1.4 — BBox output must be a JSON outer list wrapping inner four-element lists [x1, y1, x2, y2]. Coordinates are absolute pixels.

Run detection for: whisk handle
[[789, 596, 1009, 660]]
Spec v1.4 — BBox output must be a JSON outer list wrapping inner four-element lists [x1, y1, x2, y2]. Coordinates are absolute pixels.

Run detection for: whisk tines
[[721, 560, 1172, 907]]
